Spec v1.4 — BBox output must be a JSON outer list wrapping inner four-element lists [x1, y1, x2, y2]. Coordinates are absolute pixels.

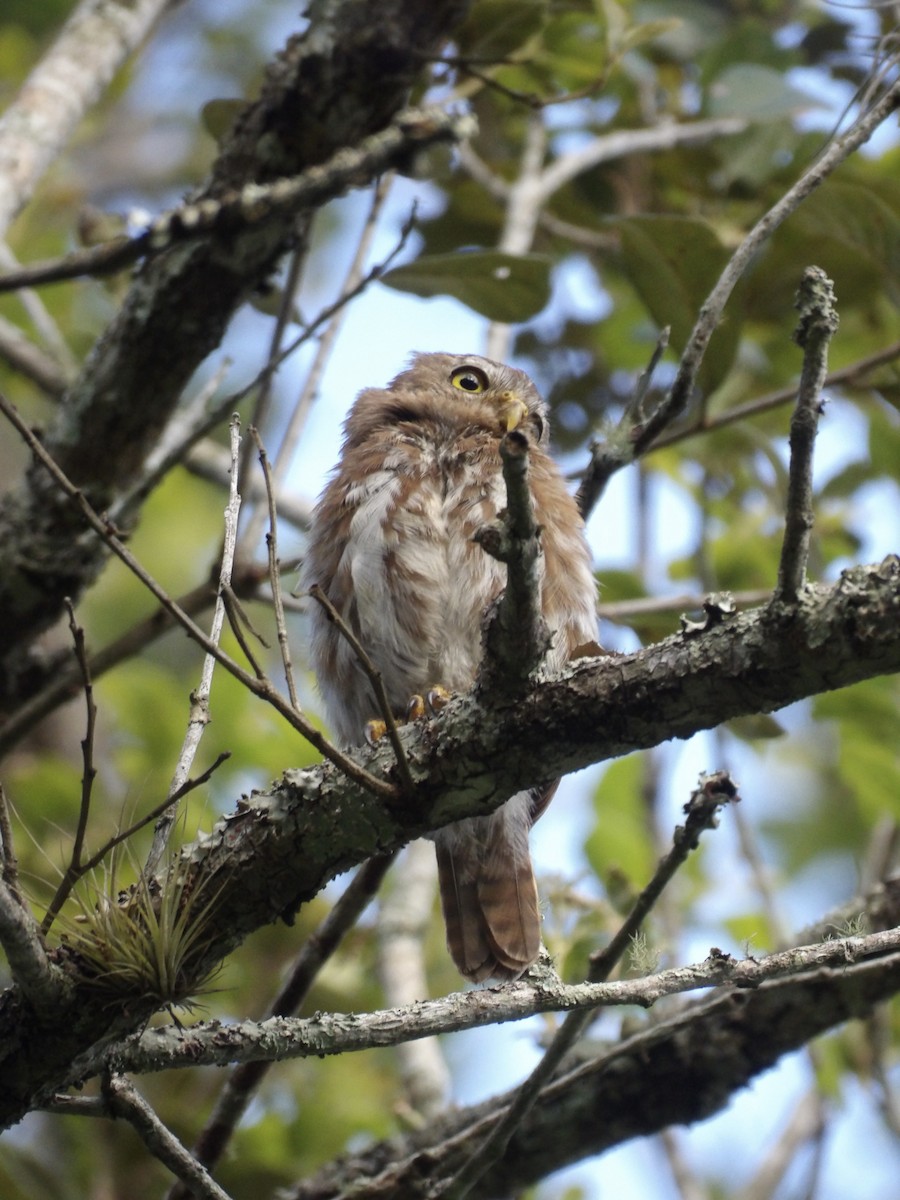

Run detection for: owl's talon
[[405, 694, 427, 722], [365, 719, 387, 744], [426, 686, 451, 714]]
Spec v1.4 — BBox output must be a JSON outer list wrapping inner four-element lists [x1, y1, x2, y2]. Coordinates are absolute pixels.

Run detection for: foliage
[[0, 1, 898, 1199]]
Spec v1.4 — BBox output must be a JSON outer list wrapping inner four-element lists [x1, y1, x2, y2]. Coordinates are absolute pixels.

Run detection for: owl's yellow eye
[[450, 366, 488, 394]]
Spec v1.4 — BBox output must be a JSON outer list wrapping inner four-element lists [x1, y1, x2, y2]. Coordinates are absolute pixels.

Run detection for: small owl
[[303, 352, 597, 981]]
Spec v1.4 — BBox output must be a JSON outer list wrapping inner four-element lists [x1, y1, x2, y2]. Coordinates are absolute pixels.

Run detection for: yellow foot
[[364, 686, 452, 744], [426, 685, 451, 713]]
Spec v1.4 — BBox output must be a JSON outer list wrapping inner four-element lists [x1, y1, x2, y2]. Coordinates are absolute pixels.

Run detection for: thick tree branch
[[0, 0, 471, 708], [0, 557, 897, 1127], [281, 949, 900, 1199]]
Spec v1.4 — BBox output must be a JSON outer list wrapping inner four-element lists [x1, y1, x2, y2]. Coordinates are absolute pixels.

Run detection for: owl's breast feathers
[[304, 365, 596, 736]]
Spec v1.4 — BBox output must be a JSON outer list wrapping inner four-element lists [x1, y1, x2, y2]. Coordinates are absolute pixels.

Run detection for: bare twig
[[0, 578, 231, 760], [0, 242, 77, 373], [40, 602, 99, 931], [307, 585, 415, 796], [441, 771, 739, 1200], [111, 359, 234, 525], [104, 1073, 234, 1200], [0, 314, 70, 397], [775, 268, 839, 603], [650, 337, 900, 452], [634, 81, 899, 457], [267, 177, 396, 505], [573, 78, 900, 507], [168, 852, 396, 1199], [0, 108, 475, 294], [251, 428, 300, 711], [0, 387, 397, 800], [596, 588, 771, 624], [576, 327, 670, 518], [146, 416, 244, 874], [184, 440, 312, 531], [474, 431, 551, 688], [236, 242, 307, 508]]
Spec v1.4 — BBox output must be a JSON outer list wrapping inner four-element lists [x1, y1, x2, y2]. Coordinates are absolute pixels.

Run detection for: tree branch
[[0, 555, 897, 1127], [0, 0, 473, 707], [0, 0, 172, 235], [280, 948, 900, 1199]]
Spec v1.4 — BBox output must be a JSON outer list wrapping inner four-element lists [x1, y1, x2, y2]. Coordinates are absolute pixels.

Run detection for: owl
[[303, 352, 597, 982]]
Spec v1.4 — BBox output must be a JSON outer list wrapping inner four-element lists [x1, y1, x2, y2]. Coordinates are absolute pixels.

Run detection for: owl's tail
[[434, 791, 548, 982]]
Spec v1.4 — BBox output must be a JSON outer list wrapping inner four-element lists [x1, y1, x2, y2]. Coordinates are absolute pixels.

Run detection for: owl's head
[[342, 352, 549, 448]]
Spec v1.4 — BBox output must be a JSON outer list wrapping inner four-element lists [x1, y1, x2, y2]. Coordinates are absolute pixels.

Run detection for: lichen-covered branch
[[0, 555, 897, 1128]]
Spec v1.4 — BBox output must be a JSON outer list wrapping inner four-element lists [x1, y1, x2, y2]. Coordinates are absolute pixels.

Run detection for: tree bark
[[0, 558, 897, 1128], [0, 0, 470, 707]]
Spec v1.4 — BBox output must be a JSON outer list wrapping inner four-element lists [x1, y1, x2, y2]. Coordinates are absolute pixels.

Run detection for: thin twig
[[573, 77, 900, 509], [167, 852, 396, 1199], [104, 1073, 234, 1200], [0, 783, 21, 899], [0, 313, 70, 397], [576, 327, 670, 518], [307, 585, 416, 796], [634, 80, 899, 457], [0, 578, 233, 760], [0, 241, 77, 372], [0, 387, 397, 800], [650, 337, 900, 452], [40, 602, 99, 932], [775, 268, 839, 603], [146, 416, 244, 874], [220, 586, 267, 678], [440, 771, 739, 1200], [268, 177, 396, 503], [251, 427, 300, 711], [111, 358, 234, 525], [236, 241, 307, 507]]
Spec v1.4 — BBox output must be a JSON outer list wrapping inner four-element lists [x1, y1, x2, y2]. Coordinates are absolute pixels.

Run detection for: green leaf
[[585, 754, 655, 886], [381, 251, 553, 322], [707, 63, 818, 120], [455, 0, 545, 59], [611, 215, 739, 392], [201, 98, 245, 144], [725, 714, 786, 741]]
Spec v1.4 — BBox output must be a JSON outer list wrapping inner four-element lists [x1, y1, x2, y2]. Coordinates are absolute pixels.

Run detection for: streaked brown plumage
[[303, 352, 597, 981]]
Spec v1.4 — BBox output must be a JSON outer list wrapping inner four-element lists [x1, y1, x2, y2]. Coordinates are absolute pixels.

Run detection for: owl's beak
[[497, 391, 528, 432]]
